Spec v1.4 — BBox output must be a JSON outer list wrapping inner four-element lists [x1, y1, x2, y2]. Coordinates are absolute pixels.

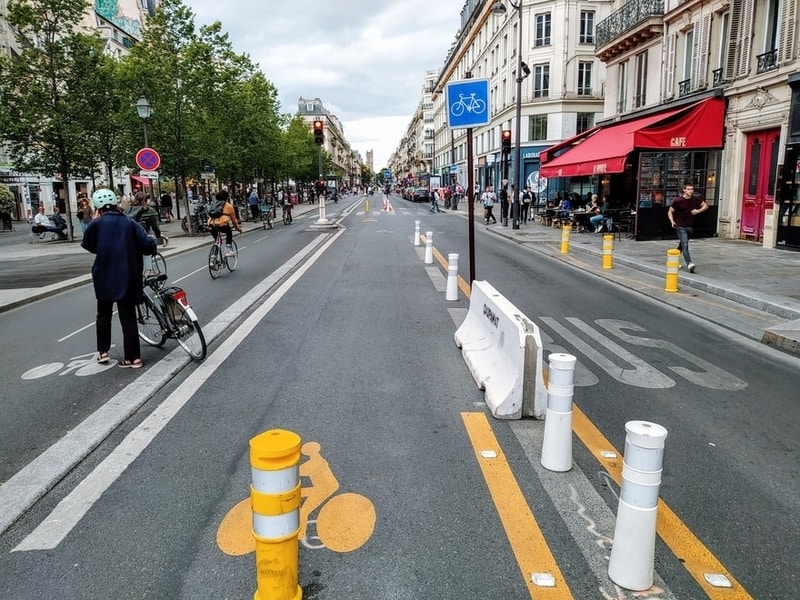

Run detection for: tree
[[0, 183, 15, 230], [282, 115, 318, 185], [0, 0, 105, 240]]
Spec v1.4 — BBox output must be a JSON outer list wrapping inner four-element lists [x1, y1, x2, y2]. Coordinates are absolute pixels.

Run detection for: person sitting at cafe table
[[586, 194, 600, 214], [590, 195, 613, 233], [552, 195, 572, 226]]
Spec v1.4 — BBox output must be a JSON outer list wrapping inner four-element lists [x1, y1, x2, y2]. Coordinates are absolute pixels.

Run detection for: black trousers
[[96, 297, 140, 361]]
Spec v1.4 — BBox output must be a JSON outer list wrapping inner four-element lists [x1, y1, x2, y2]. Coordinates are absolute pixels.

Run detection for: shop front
[[776, 73, 800, 250], [540, 95, 725, 240]]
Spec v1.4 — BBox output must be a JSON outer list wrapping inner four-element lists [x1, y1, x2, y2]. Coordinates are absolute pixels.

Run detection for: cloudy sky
[[183, 0, 467, 169]]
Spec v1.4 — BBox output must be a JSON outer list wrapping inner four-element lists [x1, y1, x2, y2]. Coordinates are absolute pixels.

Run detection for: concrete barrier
[[454, 280, 547, 419]]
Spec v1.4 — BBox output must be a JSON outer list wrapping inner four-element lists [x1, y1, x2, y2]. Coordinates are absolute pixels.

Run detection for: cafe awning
[[540, 97, 725, 178], [130, 175, 150, 187]]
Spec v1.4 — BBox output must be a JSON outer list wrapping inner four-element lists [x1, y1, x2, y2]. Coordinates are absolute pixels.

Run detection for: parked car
[[412, 187, 430, 202]]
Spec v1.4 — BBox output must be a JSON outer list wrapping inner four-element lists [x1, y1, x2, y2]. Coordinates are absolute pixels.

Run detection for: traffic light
[[313, 120, 324, 145], [501, 130, 511, 154]]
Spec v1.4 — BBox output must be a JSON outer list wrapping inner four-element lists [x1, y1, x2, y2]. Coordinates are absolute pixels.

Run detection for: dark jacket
[[81, 210, 156, 303]]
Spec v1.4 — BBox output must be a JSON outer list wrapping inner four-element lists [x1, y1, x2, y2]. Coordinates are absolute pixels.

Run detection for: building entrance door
[[739, 129, 780, 240]]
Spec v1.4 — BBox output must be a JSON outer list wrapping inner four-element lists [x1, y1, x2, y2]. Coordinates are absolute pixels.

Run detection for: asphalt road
[[0, 195, 798, 599]]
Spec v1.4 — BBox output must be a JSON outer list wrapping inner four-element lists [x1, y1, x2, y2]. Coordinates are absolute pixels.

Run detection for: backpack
[[207, 199, 225, 218]]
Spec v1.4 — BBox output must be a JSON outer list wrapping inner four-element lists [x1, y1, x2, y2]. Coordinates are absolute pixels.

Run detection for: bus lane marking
[[593, 319, 748, 391], [540, 317, 675, 388], [462, 412, 573, 599]]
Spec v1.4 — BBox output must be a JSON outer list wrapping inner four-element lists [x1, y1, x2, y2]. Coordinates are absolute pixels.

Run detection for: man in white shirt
[[33, 204, 67, 239]]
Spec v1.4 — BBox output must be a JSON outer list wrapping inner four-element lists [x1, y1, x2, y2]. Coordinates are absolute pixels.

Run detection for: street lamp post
[[493, 1, 528, 230], [135, 96, 153, 201]]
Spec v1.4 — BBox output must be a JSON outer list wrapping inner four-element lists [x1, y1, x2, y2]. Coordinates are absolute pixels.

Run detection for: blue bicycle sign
[[450, 93, 486, 117], [446, 79, 491, 128]]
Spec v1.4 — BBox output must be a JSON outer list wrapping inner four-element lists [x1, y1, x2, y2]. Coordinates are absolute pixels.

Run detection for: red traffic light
[[313, 120, 324, 145], [501, 129, 511, 153]]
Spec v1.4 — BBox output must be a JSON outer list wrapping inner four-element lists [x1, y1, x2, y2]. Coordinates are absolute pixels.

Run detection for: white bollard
[[608, 421, 669, 591], [414, 220, 421, 246], [445, 253, 459, 301], [540, 353, 576, 472], [424, 231, 433, 264]]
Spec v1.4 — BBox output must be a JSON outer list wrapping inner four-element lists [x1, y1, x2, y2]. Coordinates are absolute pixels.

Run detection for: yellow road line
[[420, 236, 472, 299], [571, 406, 753, 599], [454, 275, 749, 597], [462, 412, 573, 599]]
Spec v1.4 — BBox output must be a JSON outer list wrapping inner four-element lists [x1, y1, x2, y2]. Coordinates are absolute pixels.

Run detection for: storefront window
[[638, 151, 720, 208]]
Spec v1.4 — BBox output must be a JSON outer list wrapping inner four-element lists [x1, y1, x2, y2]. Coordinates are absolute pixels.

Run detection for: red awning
[[540, 98, 725, 178], [130, 175, 150, 187]]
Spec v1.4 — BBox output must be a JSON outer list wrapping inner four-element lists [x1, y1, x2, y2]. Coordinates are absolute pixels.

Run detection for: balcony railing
[[596, 0, 665, 50], [678, 79, 692, 97], [712, 68, 727, 87], [756, 49, 778, 74]]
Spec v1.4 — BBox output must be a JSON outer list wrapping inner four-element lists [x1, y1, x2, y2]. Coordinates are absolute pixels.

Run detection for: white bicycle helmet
[[92, 189, 118, 209]]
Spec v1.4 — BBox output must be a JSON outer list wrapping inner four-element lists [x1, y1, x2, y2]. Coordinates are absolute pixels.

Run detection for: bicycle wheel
[[136, 295, 167, 347], [171, 302, 207, 360], [283, 211, 290, 225], [225, 240, 239, 272], [208, 244, 221, 279]]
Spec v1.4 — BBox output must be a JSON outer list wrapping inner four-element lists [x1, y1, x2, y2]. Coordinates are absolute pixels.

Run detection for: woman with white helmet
[[81, 188, 157, 368]]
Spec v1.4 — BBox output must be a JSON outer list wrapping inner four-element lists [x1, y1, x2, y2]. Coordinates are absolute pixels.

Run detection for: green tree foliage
[[0, 0, 103, 238], [0, 183, 15, 213], [282, 115, 319, 184]]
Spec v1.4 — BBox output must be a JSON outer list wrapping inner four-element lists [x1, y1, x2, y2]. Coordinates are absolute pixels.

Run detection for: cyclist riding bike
[[207, 189, 241, 257]]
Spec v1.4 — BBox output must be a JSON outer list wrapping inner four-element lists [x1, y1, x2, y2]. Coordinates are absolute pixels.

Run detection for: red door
[[739, 129, 780, 240]]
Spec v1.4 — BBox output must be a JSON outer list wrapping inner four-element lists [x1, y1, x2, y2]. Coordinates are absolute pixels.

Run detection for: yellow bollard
[[250, 429, 303, 600], [560, 223, 571, 254], [665, 249, 680, 293], [602, 234, 613, 270], [365, 199, 370, 213]]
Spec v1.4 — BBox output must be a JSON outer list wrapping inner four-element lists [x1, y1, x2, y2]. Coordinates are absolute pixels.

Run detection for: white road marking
[[595, 319, 748, 391], [1, 233, 337, 539], [540, 317, 675, 388], [12, 228, 344, 552]]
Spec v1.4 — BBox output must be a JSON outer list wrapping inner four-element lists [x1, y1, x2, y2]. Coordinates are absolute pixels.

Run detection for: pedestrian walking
[[77, 193, 93, 235], [429, 188, 442, 213], [81, 188, 157, 369], [521, 186, 533, 223], [668, 182, 708, 273], [482, 186, 497, 224]]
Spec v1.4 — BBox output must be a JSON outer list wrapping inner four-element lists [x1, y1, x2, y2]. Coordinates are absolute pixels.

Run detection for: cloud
[[185, 0, 465, 167]]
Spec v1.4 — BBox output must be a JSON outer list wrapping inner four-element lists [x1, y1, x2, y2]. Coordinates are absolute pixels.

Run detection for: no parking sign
[[135, 147, 161, 171]]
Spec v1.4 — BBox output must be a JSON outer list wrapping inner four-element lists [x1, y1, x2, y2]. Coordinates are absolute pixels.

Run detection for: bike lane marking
[[462, 412, 573, 599], [571, 405, 753, 599], [7, 230, 344, 545]]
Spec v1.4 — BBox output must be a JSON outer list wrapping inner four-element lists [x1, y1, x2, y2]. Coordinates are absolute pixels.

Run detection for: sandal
[[97, 352, 110, 364], [118, 359, 143, 369]]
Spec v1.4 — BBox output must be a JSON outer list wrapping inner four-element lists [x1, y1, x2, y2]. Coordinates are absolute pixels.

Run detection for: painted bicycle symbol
[[217, 441, 376, 556], [22, 350, 118, 379], [450, 93, 486, 117]]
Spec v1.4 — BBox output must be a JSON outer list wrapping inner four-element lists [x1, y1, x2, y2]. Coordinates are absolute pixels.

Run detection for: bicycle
[[282, 204, 293, 225], [208, 232, 239, 279], [136, 272, 207, 360], [450, 92, 486, 117], [143, 252, 167, 289], [259, 201, 273, 230]]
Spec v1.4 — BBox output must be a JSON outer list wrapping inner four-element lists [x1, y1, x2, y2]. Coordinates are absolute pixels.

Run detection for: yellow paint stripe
[[572, 405, 753, 599], [461, 412, 573, 599], [419, 236, 472, 299], [457, 279, 750, 596]]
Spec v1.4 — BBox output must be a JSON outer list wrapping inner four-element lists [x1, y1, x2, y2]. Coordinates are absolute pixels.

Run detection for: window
[[529, 115, 548, 141], [765, 0, 779, 52], [576, 112, 594, 135], [634, 51, 647, 108], [535, 14, 551, 46], [617, 60, 628, 114], [533, 64, 550, 98], [577, 62, 592, 96], [579, 11, 595, 44], [684, 29, 694, 80], [716, 11, 730, 70], [306, 103, 315, 112]]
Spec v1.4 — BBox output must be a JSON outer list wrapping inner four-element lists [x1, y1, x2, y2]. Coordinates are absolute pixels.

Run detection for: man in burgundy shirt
[[668, 182, 707, 273]]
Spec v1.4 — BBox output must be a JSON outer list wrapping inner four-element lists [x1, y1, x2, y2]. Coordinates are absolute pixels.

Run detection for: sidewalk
[[441, 199, 800, 356]]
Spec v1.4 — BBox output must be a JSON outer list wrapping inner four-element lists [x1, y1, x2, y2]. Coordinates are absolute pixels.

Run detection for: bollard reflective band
[[251, 483, 302, 516], [251, 465, 298, 494]]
